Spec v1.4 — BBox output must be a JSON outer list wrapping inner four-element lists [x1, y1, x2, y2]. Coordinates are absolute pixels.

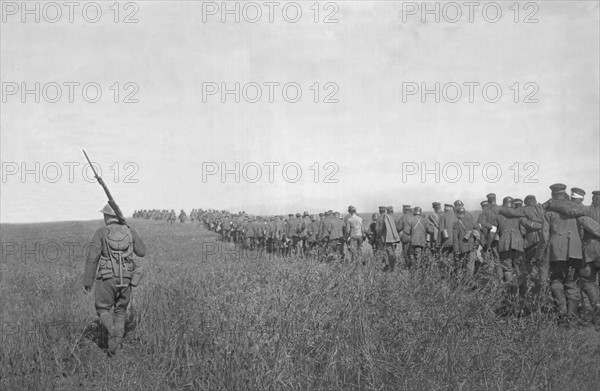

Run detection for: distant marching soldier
[[452, 206, 479, 276], [376, 206, 400, 272], [167, 209, 176, 224], [406, 207, 427, 268], [366, 213, 379, 252], [178, 209, 187, 223], [325, 211, 345, 262], [345, 206, 365, 265], [494, 197, 525, 287], [480, 193, 501, 264], [426, 202, 443, 255], [306, 215, 320, 257], [539, 184, 588, 323], [299, 211, 311, 256], [439, 203, 456, 259], [497, 195, 544, 293], [396, 205, 413, 264], [83, 204, 146, 355], [547, 188, 600, 324]]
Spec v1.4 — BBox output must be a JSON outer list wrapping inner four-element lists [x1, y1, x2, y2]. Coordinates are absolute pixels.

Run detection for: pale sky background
[[1, 1, 599, 223]]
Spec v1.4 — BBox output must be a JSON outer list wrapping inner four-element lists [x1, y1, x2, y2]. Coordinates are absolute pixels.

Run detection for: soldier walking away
[[452, 206, 478, 277], [406, 207, 427, 269], [345, 206, 366, 265], [376, 206, 400, 272], [439, 203, 456, 260], [547, 188, 600, 324], [168, 209, 176, 224], [83, 204, 146, 355], [426, 202, 443, 258], [495, 197, 526, 288], [179, 209, 187, 223], [539, 184, 587, 325], [366, 213, 379, 252]]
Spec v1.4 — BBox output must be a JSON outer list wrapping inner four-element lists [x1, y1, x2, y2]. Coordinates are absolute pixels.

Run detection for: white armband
[[490, 226, 497, 233]]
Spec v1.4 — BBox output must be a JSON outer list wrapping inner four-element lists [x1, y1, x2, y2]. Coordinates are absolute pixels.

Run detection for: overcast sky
[[1, 1, 598, 223]]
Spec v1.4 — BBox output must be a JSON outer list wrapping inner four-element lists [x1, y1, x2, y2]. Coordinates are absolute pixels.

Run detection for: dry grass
[[1, 220, 599, 390]]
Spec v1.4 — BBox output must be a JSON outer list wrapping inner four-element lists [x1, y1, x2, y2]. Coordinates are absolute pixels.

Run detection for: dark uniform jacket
[[452, 217, 478, 254], [307, 221, 320, 243], [397, 213, 413, 244], [84, 222, 146, 287], [494, 214, 525, 252], [439, 210, 456, 248], [498, 205, 544, 249], [326, 218, 345, 240], [406, 215, 427, 247], [548, 201, 600, 263], [540, 210, 582, 262]]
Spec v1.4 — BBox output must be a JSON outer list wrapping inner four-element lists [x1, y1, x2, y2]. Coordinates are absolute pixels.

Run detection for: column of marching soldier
[[132, 184, 600, 325]]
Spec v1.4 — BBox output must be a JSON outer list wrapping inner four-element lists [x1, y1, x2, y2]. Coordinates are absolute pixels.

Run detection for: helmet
[[455, 206, 466, 218], [100, 203, 116, 217], [413, 207, 422, 216], [502, 196, 514, 208]]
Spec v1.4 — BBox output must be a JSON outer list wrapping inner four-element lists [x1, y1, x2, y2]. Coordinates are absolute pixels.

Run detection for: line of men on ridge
[[132, 184, 600, 325]]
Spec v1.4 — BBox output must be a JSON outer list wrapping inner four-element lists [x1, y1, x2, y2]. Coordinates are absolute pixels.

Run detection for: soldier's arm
[[537, 213, 550, 260], [548, 199, 594, 219], [578, 216, 600, 237], [519, 218, 542, 232], [83, 227, 105, 287], [130, 228, 147, 257], [498, 206, 526, 218]]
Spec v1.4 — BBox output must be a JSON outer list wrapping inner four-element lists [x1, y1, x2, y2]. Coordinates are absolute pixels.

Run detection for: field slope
[[1, 220, 599, 390]]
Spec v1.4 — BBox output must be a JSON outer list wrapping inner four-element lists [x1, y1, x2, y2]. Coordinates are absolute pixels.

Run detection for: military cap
[[318, 212, 324, 217], [310, 215, 317, 221], [288, 213, 294, 217], [386, 206, 394, 213], [455, 206, 466, 217], [571, 187, 585, 199], [402, 205, 411, 210], [549, 183, 567, 194], [480, 200, 489, 206], [413, 207, 422, 215], [348, 205, 357, 212], [327, 210, 333, 214], [486, 193, 496, 199], [524, 195, 537, 205], [378, 206, 387, 212], [333, 211, 340, 216], [303, 211, 309, 217], [432, 202, 441, 208], [592, 190, 600, 196], [444, 203, 453, 208], [296, 213, 301, 217], [514, 198, 523, 206], [100, 203, 116, 217], [454, 200, 464, 207]]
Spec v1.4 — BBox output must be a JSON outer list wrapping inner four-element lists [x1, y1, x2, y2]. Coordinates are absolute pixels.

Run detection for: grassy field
[[1, 219, 600, 390]]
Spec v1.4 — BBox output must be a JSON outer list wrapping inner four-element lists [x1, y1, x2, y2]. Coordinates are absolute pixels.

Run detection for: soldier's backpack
[[99, 225, 136, 283]]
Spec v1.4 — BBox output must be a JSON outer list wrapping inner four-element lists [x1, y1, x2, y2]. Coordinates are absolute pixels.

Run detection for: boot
[[550, 283, 567, 320], [99, 312, 118, 353], [113, 313, 126, 352], [566, 298, 580, 322]]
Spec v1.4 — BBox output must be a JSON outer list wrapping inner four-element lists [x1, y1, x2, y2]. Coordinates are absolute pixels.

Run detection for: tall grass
[[1, 220, 599, 390]]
